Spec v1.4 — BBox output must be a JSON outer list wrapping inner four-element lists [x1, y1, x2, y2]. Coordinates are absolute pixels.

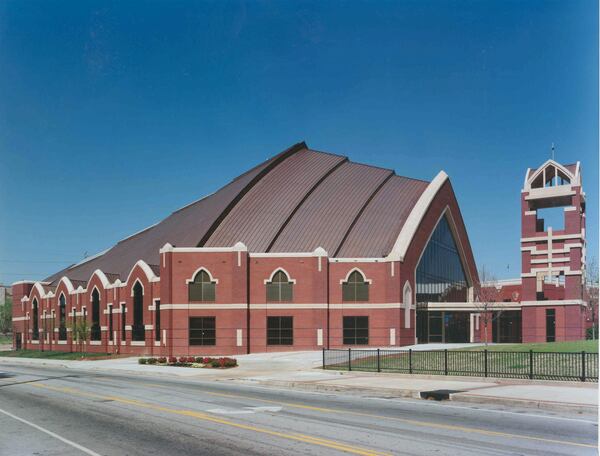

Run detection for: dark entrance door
[[444, 312, 469, 343], [15, 333, 21, 350], [492, 311, 522, 343], [546, 309, 556, 342]]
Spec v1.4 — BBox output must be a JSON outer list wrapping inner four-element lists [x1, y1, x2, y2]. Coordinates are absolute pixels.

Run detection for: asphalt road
[[0, 363, 597, 456]]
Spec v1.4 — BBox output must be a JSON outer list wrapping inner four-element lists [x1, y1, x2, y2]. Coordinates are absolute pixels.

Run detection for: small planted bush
[[139, 354, 238, 368]]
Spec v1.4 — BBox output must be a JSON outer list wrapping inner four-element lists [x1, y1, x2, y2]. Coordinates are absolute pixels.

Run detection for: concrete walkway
[[0, 348, 597, 413]]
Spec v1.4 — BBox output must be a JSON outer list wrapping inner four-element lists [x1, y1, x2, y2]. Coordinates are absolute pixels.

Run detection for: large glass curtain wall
[[416, 216, 468, 304]]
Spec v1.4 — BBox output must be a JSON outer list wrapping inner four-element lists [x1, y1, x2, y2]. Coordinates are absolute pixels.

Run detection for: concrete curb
[[450, 392, 599, 414], [244, 379, 597, 414]]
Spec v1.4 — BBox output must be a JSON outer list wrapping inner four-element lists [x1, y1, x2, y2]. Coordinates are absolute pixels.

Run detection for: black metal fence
[[323, 348, 598, 382]]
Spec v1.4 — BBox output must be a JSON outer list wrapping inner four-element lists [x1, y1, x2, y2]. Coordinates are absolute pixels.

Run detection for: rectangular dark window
[[343, 316, 369, 345], [546, 308, 556, 342], [267, 316, 293, 345], [121, 304, 126, 341], [108, 306, 113, 341], [189, 317, 216, 346], [155, 300, 161, 342]]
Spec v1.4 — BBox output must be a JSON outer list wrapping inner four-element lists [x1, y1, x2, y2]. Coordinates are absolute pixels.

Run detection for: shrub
[[138, 358, 147, 365], [195, 356, 203, 363], [157, 357, 167, 363], [147, 357, 158, 364], [210, 359, 221, 368], [222, 357, 237, 367], [202, 356, 213, 364], [168, 356, 177, 364]]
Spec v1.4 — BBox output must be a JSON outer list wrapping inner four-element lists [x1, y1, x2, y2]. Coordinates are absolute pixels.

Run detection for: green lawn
[[465, 340, 598, 353], [0, 349, 112, 360], [324, 341, 599, 381], [0, 334, 11, 345]]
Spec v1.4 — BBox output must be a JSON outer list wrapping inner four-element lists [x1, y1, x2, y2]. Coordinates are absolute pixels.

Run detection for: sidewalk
[[1, 349, 597, 414]]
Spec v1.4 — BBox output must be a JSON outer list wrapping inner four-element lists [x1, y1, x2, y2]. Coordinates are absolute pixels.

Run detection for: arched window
[[188, 270, 216, 302], [59, 294, 67, 340], [32, 298, 39, 340], [91, 288, 101, 341], [403, 282, 412, 329], [266, 270, 293, 302], [342, 271, 369, 302], [132, 281, 145, 341]]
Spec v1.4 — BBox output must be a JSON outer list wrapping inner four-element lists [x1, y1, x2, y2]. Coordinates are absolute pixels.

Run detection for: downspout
[[246, 252, 251, 354], [326, 257, 330, 349]]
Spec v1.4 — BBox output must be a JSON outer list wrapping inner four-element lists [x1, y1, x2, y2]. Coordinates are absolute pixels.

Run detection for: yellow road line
[[31, 383, 390, 456], [129, 381, 596, 449]]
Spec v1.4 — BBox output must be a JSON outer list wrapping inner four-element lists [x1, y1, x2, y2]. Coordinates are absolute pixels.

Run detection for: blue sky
[[0, 0, 597, 285]]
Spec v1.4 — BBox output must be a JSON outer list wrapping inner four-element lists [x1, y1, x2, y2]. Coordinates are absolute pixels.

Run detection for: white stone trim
[[521, 233, 582, 242], [88, 269, 111, 289], [317, 328, 323, 346], [251, 247, 327, 258], [161, 303, 247, 310], [339, 267, 372, 285], [185, 267, 219, 285], [130, 278, 145, 297], [264, 268, 297, 285], [89, 340, 102, 346], [144, 324, 153, 330], [130, 341, 146, 346], [329, 303, 402, 309], [160, 242, 247, 254], [57, 340, 67, 345], [237, 329, 243, 347], [12, 316, 29, 321], [520, 299, 585, 306], [250, 303, 327, 309], [386, 170, 448, 261], [389, 328, 396, 345], [125, 259, 159, 285]]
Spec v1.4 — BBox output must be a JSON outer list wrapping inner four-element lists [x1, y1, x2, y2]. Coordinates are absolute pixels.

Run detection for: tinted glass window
[[266, 271, 293, 302], [342, 271, 369, 302], [189, 317, 216, 346], [189, 270, 216, 302], [343, 316, 369, 345], [416, 216, 468, 304], [91, 289, 101, 341], [267, 316, 293, 345]]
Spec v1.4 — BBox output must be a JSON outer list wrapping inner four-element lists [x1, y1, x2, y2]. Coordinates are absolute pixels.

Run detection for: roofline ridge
[[265, 156, 349, 252], [197, 141, 308, 247], [333, 170, 395, 257]]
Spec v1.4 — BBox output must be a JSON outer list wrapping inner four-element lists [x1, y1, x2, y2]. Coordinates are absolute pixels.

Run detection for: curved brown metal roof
[[44, 142, 430, 284]]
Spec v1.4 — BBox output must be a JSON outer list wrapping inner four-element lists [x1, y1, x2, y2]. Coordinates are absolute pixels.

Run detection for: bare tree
[[586, 257, 599, 340], [68, 316, 90, 355], [473, 265, 504, 346]]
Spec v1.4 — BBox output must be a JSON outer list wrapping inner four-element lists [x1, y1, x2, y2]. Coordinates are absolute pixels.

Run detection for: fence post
[[444, 349, 448, 375], [377, 348, 381, 372], [322, 348, 325, 370], [409, 349, 413, 374], [581, 351, 586, 382], [484, 349, 488, 378], [348, 348, 352, 371], [529, 350, 533, 380]]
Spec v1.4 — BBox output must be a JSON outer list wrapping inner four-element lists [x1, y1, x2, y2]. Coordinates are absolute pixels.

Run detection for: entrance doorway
[[492, 311, 522, 343], [15, 333, 21, 350], [416, 310, 470, 343]]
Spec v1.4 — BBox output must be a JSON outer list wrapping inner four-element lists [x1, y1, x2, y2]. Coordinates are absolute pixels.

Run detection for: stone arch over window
[[187, 268, 217, 302], [403, 281, 412, 329], [90, 287, 101, 341], [32, 298, 39, 340], [265, 269, 295, 302], [341, 268, 371, 302], [58, 293, 67, 340]]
